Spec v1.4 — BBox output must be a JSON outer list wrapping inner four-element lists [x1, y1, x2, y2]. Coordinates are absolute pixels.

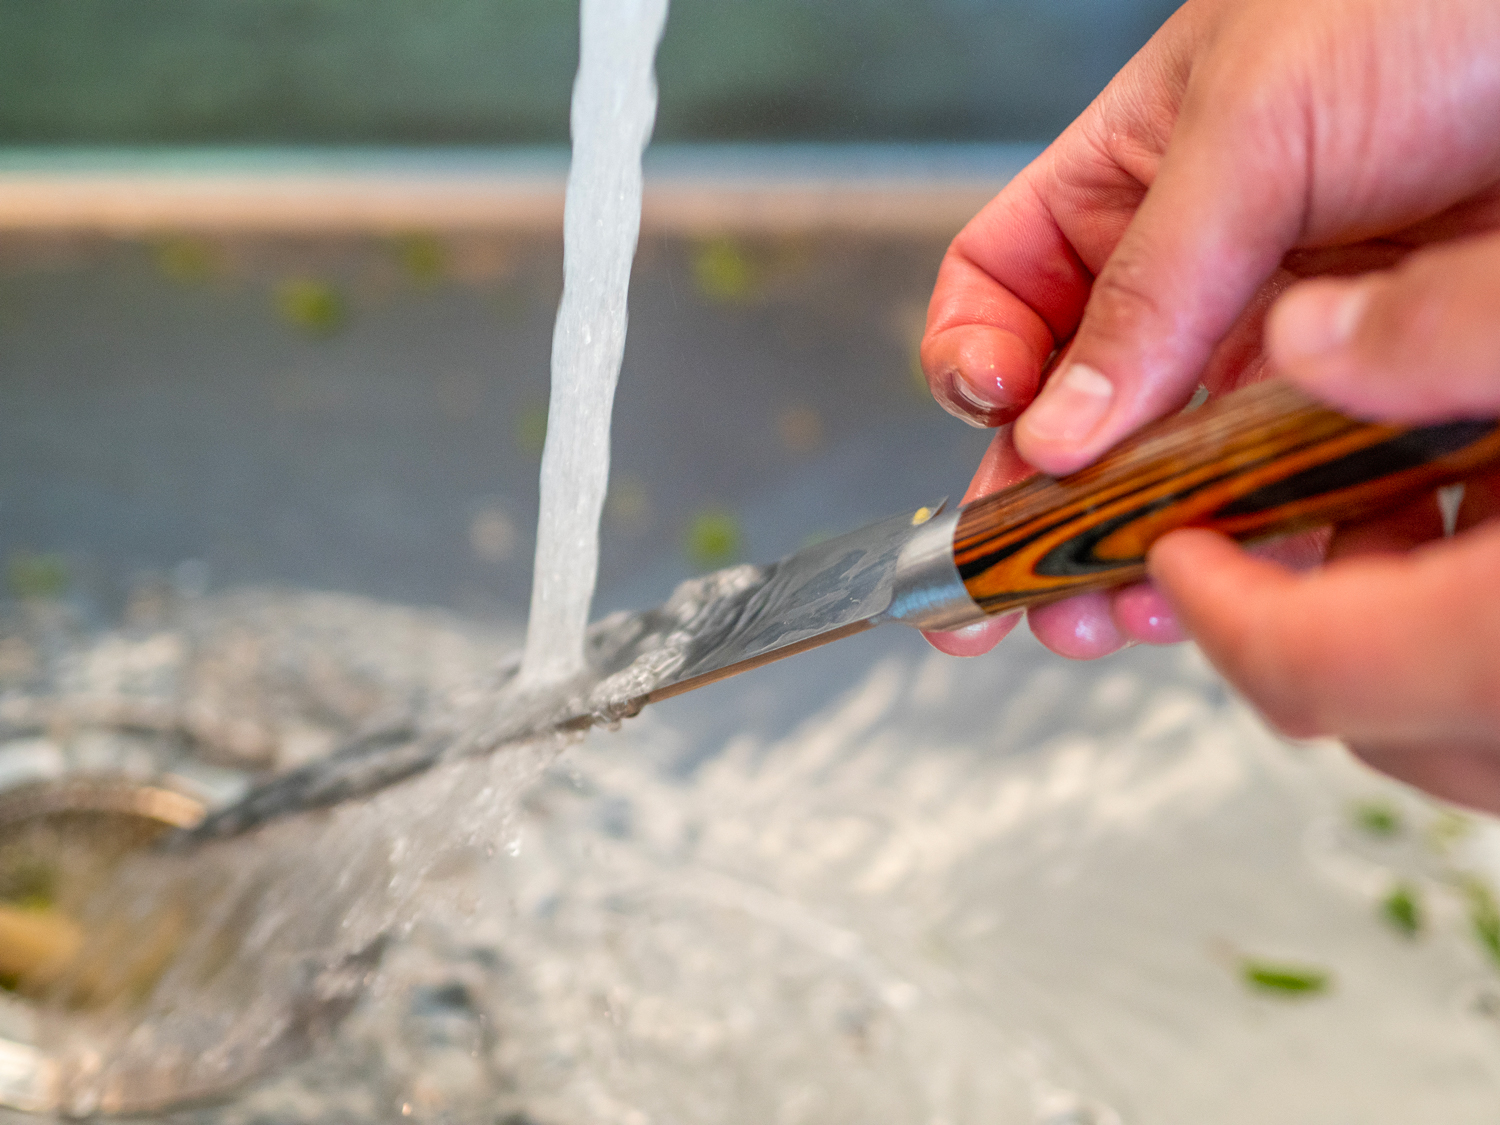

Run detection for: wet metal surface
[[2, 232, 1498, 1123], [0, 230, 991, 625]]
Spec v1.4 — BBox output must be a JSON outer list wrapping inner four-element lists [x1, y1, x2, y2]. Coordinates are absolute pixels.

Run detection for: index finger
[[921, 163, 1096, 427]]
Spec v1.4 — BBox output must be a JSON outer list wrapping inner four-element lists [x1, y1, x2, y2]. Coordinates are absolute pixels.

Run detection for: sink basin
[[0, 153, 1496, 1122]]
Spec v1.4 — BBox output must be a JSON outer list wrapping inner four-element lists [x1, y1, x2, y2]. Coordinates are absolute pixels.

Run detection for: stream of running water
[[25, 1, 677, 1109], [521, 0, 670, 688]]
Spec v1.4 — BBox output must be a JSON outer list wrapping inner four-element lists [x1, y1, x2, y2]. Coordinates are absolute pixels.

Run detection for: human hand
[[920, 0, 1500, 660], [1150, 229, 1500, 815]]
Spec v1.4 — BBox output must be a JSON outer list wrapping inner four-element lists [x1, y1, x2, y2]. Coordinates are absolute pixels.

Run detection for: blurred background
[[1, 0, 1177, 145], [0, 0, 1184, 624], [8, 9, 1500, 1125]]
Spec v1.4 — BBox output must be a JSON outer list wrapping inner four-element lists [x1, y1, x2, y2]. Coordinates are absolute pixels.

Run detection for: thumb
[[1268, 230, 1500, 422], [1014, 96, 1307, 475]]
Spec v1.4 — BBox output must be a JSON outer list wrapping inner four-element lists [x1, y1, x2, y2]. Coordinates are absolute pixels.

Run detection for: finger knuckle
[[1087, 258, 1169, 337]]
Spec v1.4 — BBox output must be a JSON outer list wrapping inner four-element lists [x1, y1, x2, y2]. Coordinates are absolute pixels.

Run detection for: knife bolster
[[885, 510, 984, 631]]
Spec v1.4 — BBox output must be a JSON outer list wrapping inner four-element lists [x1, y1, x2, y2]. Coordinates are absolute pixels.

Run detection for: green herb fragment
[[1241, 959, 1331, 996], [685, 510, 741, 570], [1428, 809, 1474, 854], [1381, 881, 1422, 938], [275, 279, 345, 337], [1352, 799, 1402, 838], [515, 402, 549, 456], [393, 233, 447, 286], [6, 552, 68, 601], [1462, 878, 1500, 969], [0, 857, 56, 911], [692, 238, 758, 303], [153, 236, 220, 284]]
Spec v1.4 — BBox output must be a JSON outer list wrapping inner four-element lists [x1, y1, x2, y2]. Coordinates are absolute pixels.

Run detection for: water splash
[[16, 561, 772, 1113], [521, 0, 670, 687], [11, 592, 1498, 1122]]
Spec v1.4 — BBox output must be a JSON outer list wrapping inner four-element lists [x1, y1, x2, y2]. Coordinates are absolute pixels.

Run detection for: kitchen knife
[[176, 379, 1500, 844], [634, 378, 1500, 699]]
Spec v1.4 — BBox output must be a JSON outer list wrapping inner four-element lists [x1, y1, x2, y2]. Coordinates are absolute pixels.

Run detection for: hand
[[1150, 229, 1500, 816], [920, 0, 1500, 660]]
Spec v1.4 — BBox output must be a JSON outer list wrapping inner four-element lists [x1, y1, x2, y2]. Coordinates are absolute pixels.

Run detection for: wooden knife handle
[[953, 380, 1500, 615]]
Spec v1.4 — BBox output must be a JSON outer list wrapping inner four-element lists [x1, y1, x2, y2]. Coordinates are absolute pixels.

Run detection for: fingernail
[[1017, 363, 1114, 446], [1273, 282, 1369, 362], [935, 368, 1008, 429]]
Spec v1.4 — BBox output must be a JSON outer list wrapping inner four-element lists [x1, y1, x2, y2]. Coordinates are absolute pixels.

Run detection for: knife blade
[[173, 379, 1500, 845]]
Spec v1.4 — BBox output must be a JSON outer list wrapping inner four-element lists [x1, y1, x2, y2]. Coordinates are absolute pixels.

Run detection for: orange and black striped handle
[[954, 380, 1500, 615]]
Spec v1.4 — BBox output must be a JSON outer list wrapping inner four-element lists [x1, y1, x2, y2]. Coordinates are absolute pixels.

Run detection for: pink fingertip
[[1110, 582, 1187, 645], [922, 612, 1021, 657], [1027, 592, 1127, 660]]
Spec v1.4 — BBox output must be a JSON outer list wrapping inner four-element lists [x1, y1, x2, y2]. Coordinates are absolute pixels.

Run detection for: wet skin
[[920, 0, 1500, 812]]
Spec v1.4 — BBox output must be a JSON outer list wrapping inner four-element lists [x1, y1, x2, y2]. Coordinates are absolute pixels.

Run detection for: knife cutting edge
[[174, 378, 1500, 845]]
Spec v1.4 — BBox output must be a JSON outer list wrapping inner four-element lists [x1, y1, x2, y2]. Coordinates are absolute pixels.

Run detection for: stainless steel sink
[[0, 155, 1496, 1123]]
